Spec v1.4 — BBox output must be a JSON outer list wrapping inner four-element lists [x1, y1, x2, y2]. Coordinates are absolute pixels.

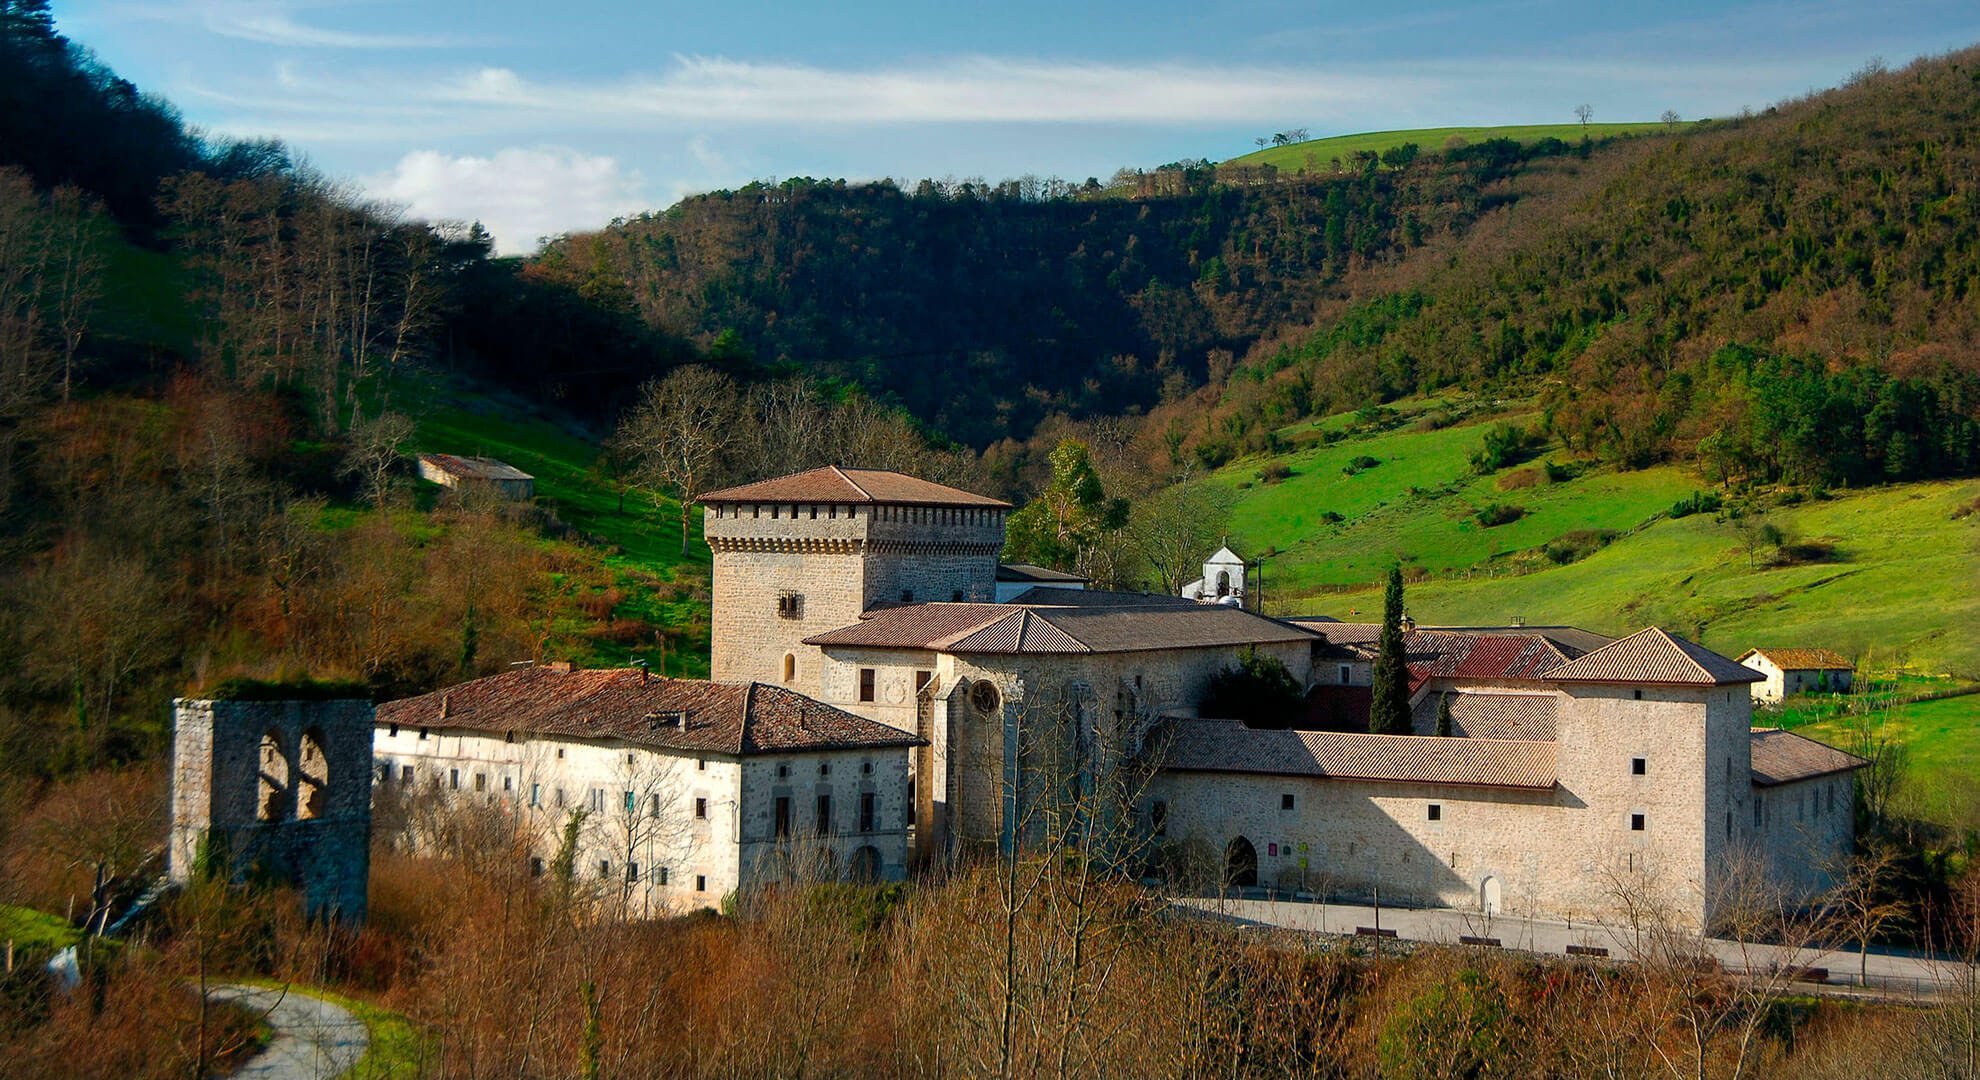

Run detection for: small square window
[[861, 761, 873, 775], [777, 763, 790, 779], [1633, 689, 1643, 700], [388, 723, 399, 738], [1631, 758, 1646, 776], [1280, 793, 1295, 811], [1427, 804, 1441, 821], [820, 762, 830, 777], [418, 727, 429, 740], [695, 875, 707, 892], [900, 589, 914, 603], [952, 590, 965, 602], [1630, 813, 1646, 832]]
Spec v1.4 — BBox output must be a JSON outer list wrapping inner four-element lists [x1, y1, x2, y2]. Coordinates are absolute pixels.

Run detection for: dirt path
[[206, 983, 369, 1080]]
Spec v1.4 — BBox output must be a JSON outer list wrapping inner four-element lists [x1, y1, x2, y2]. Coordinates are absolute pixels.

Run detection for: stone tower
[[700, 467, 1009, 694], [168, 697, 374, 922]]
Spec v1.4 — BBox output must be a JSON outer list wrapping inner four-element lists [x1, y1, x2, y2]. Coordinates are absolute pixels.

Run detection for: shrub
[[1543, 529, 1617, 565], [1257, 462, 1294, 484], [1469, 422, 1540, 474], [1342, 455, 1380, 475], [1542, 460, 1576, 483], [1319, 510, 1345, 524], [1377, 969, 1516, 1080], [1475, 504, 1525, 527], [1669, 491, 1723, 518], [1200, 649, 1306, 728]]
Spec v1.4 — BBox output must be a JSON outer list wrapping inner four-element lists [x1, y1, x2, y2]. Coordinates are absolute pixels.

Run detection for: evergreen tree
[[1435, 691, 1454, 737], [1369, 566, 1413, 735]]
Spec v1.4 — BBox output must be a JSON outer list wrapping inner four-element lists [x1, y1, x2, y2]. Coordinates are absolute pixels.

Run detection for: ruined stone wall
[[169, 699, 373, 922]]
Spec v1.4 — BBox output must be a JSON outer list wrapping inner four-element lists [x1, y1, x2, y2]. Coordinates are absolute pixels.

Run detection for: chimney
[[1400, 613, 1417, 633], [548, 661, 573, 674], [440, 693, 452, 719]]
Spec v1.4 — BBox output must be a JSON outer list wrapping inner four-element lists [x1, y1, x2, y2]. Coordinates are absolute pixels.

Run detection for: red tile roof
[[1407, 631, 1575, 682], [1158, 718, 1557, 789], [418, 453, 533, 481], [1543, 627, 1762, 686], [376, 667, 920, 755], [1748, 728, 1870, 786], [698, 466, 1009, 508], [804, 601, 1318, 655], [1736, 648, 1854, 672]]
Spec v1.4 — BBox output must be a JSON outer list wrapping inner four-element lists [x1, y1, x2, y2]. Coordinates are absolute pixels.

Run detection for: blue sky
[[56, 1, 1980, 253]]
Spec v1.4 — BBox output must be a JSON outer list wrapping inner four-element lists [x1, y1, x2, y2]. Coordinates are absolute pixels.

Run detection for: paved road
[[1179, 896, 1962, 997], [206, 983, 369, 1080]]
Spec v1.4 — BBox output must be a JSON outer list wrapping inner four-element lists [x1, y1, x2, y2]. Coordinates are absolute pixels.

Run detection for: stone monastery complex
[[370, 465, 1865, 928]]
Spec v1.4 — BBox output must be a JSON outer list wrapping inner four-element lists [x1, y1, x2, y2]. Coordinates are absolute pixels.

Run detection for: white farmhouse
[[1735, 648, 1856, 704]]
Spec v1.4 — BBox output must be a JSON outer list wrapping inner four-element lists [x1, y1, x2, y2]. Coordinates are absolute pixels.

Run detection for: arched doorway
[[1225, 836, 1258, 889], [1480, 875, 1503, 915], [850, 845, 882, 884]]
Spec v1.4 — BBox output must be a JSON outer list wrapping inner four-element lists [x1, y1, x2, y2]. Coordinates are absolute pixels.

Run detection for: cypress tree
[[1435, 691, 1454, 737], [1369, 566, 1413, 735]]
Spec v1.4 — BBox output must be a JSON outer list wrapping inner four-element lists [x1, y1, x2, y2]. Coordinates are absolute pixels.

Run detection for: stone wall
[[734, 749, 912, 887], [169, 699, 373, 922], [704, 501, 1003, 689]]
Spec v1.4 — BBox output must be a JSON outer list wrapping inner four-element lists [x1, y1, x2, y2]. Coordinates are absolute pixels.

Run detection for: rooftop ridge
[[830, 464, 872, 501]]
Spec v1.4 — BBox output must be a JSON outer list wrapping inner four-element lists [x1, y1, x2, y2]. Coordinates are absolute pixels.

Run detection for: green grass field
[[1218, 402, 1980, 679], [1225, 121, 1676, 171], [1789, 692, 1980, 824], [0, 904, 82, 950], [399, 377, 712, 676]]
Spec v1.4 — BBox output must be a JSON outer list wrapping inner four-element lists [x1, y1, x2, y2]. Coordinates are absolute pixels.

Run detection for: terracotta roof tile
[[1749, 728, 1869, 786], [1411, 691, 1560, 740], [1159, 718, 1556, 789], [376, 667, 919, 755], [1543, 627, 1762, 686], [806, 601, 1318, 655], [698, 466, 1009, 508], [418, 453, 533, 481], [1737, 648, 1854, 671], [996, 563, 1089, 583]]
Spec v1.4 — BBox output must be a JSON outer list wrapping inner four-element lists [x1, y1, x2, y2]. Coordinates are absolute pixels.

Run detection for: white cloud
[[120, 1, 467, 48], [431, 56, 1425, 126], [363, 147, 648, 256]]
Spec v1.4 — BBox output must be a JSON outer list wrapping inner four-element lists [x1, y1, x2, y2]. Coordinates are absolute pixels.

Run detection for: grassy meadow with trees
[[6, 0, 1980, 1071]]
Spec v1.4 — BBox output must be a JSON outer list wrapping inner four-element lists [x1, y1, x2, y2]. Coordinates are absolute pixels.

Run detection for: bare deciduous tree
[[616, 365, 742, 555], [339, 409, 415, 509], [1575, 103, 1595, 126]]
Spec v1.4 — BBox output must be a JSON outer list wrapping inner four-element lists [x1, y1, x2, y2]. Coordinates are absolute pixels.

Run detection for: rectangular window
[[697, 759, 707, 771], [590, 789, 605, 812], [503, 775, 513, 792], [816, 794, 832, 834], [598, 860, 610, 878], [859, 668, 876, 702], [915, 671, 932, 695], [1631, 758, 1646, 776], [695, 875, 707, 892], [529, 783, 541, 808], [402, 764, 416, 784], [650, 793, 661, 818], [658, 867, 669, 886], [1150, 800, 1168, 837], [1339, 665, 1352, 683], [1631, 813, 1646, 832], [555, 787, 566, 808], [450, 768, 460, 791], [474, 773, 487, 792], [624, 790, 636, 814], [859, 792, 876, 832], [1280, 793, 1295, 811], [777, 593, 802, 619], [627, 863, 639, 883], [529, 856, 543, 877], [1754, 798, 1764, 827], [1428, 804, 1442, 822], [900, 589, 914, 603], [1726, 810, 1733, 839], [775, 796, 791, 837], [388, 724, 399, 738], [695, 797, 708, 820]]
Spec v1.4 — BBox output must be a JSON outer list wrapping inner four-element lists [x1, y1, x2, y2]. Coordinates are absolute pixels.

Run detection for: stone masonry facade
[[169, 698, 373, 922]]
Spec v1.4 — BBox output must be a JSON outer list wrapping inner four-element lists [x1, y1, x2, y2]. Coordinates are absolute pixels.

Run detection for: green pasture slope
[[1224, 121, 1673, 171], [1216, 402, 1980, 677], [405, 379, 712, 676]]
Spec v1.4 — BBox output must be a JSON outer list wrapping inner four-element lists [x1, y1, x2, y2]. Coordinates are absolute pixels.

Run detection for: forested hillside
[[560, 136, 1618, 446]]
